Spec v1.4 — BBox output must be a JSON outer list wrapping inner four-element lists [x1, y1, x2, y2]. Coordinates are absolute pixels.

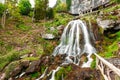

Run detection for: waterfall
[[53, 20, 96, 66], [37, 20, 96, 80]]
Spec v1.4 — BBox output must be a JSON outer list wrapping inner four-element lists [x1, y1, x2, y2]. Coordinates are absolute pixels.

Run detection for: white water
[[37, 20, 96, 80], [53, 20, 96, 66], [36, 67, 48, 80], [49, 67, 61, 80]]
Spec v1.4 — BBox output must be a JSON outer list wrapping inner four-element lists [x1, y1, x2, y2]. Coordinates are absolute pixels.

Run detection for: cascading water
[[53, 20, 96, 66], [36, 20, 96, 80]]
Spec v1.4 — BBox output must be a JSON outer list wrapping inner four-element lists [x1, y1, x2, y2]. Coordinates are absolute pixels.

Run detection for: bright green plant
[[18, 0, 31, 15]]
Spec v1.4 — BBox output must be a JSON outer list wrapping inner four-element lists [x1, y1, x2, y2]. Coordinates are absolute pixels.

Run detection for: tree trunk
[[1, 11, 6, 28]]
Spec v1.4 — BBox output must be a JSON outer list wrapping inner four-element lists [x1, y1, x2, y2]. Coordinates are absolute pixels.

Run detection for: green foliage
[[0, 49, 30, 71], [7, 0, 21, 21], [55, 66, 72, 80], [46, 8, 54, 19], [16, 23, 32, 31], [66, 0, 71, 10], [55, 2, 67, 12], [34, 0, 48, 21], [100, 31, 120, 58], [30, 72, 40, 78], [18, 0, 31, 15], [115, 0, 120, 3], [0, 3, 6, 17], [0, 41, 14, 56]]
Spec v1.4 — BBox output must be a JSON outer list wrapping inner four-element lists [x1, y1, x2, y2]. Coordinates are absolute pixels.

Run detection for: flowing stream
[[37, 19, 96, 80]]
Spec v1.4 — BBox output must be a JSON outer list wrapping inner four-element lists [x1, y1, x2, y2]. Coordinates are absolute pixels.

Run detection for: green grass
[[55, 66, 72, 80], [16, 23, 32, 31], [0, 49, 30, 71], [100, 31, 120, 58]]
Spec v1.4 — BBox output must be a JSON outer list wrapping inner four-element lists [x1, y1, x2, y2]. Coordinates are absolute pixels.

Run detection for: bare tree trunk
[[32, 8, 35, 22], [1, 0, 7, 28], [1, 11, 6, 28]]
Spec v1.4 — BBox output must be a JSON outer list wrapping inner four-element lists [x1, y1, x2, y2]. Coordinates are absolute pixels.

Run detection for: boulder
[[97, 18, 115, 29], [26, 60, 41, 73], [42, 33, 55, 40]]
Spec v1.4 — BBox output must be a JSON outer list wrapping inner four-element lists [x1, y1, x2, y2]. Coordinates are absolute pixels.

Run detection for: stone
[[26, 60, 41, 73], [50, 27, 55, 31], [20, 60, 30, 68], [57, 25, 64, 31], [42, 33, 55, 40], [97, 18, 115, 29]]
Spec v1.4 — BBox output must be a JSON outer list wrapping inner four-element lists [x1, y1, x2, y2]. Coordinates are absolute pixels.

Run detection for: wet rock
[[42, 34, 55, 40], [57, 25, 64, 36], [65, 64, 102, 80], [26, 60, 41, 73]]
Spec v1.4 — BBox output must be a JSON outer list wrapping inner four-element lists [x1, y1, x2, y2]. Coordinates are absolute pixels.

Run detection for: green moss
[[4, 61, 19, 78], [41, 65, 46, 74], [30, 72, 40, 78], [55, 66, 72, 80], [91, 55, 96, 69], [100, 31, 120, 58], [0, 49, 30, 71]]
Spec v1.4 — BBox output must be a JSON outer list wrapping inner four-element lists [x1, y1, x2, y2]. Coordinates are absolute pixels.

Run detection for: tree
[[6, 0, 21, 21], [0, 3, 6, 17], [18, 0, 31, 15], [34, 0, 48, 21], [46, 8, 54, 19]]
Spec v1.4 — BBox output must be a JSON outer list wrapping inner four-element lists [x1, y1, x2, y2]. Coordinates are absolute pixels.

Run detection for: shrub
[[55, 3, 67, 12], [18, 0, 31, 15]]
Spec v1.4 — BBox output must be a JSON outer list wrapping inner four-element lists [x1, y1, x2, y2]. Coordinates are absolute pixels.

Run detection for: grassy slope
[[0, 13, 73, 71]]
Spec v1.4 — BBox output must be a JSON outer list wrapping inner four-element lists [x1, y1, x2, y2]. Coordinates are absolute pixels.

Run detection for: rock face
[[97, 18, 115, 29], [61, 0, 110, 14], [97, 18, 120, 32]]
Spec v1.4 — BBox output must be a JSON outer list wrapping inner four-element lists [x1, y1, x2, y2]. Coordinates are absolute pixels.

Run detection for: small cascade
[[49, 67, 61, 80], [36, 67, 48, 80]]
